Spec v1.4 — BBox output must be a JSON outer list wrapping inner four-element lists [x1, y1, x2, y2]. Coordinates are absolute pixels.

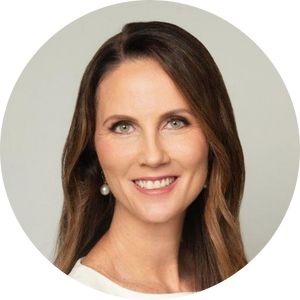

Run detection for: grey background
[[0, 1, 299, 263]]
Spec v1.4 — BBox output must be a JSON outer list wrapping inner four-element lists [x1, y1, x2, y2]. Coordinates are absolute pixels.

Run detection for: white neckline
[[76, 257, 195, 296]]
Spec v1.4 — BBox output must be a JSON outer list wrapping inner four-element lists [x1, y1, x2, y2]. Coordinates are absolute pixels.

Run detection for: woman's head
[[54, 21, 247, 290], [95, 58, 209, 224]]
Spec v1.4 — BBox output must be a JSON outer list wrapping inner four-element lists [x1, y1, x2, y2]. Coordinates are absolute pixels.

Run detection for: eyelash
[[108, 117, 190, 135]]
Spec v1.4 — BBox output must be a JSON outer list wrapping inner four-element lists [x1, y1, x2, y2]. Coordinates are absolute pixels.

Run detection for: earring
[[100, 170, 110, 196], [204, 183, 208, 189]]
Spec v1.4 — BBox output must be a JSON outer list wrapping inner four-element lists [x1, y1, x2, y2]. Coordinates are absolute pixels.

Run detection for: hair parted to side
[[53, 21, 247, 291]]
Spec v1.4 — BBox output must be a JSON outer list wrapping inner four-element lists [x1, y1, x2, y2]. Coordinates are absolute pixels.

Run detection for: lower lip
[[131, 177, 180, 195]]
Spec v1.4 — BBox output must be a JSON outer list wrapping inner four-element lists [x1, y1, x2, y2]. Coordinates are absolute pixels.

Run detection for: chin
[[138, 207, 185, 224]]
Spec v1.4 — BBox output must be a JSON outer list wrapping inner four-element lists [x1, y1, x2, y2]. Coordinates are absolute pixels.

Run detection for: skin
[[82, 59, 209, 293]]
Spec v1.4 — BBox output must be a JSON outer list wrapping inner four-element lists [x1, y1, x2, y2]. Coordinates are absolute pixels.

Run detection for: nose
[[137, 130, 170, 167]]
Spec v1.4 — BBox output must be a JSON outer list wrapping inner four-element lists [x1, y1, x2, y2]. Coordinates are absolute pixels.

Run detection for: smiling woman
[[53, 21, 247, 298]]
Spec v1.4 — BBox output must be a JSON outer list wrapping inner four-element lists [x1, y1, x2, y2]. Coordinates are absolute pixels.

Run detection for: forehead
[[96, 59, 189, 116]]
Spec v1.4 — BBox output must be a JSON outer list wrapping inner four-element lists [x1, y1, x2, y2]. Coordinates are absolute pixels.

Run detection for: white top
[[69, 257, 196, 299]]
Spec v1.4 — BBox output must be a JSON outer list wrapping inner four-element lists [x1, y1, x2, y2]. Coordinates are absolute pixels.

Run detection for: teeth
[[134, 177, 176, 189]]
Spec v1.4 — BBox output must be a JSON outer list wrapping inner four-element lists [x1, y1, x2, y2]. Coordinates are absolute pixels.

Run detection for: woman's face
[[94, 59, 209, 223]]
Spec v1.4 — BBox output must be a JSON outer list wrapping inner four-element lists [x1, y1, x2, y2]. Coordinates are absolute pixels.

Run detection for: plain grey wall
[[0, 1, 299, 263]]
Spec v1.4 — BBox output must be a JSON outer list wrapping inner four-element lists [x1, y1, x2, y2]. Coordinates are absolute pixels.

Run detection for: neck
[[93, 201, 194, 292]]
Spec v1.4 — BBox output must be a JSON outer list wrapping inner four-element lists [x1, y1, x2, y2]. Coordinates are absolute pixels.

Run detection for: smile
[[134, 177, 177, 189], [131, 176, 179, 195]]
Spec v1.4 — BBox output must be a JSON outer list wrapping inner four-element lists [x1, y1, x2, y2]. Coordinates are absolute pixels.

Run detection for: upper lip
[[132, 175, 179, 181]]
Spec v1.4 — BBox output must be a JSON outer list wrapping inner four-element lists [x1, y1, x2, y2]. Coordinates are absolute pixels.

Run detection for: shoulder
[[68, 257, 114, 293], [67, 258, 93, 290], [67, 258, 105, 293]]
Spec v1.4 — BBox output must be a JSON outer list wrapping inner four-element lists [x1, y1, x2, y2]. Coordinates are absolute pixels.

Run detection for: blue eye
[[115, 123, 131, 134], [109, 117, 190, 135], [167, 118, 188, 129]]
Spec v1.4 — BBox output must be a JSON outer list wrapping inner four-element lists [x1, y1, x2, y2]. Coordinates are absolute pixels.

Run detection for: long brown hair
[[53, 21, 247, 291]]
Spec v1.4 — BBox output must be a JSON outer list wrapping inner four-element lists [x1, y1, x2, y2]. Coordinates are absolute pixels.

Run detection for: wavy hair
[[53, 21, 247, 291]]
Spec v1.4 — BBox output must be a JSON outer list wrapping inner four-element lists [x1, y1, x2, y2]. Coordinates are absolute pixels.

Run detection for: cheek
[[95, 137, 134, 173], [170, 130, 209, 167]]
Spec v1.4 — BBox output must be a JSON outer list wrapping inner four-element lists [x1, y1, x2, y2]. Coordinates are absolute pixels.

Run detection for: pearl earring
[[100, 170, 110, 196], [204, 183, 208, 189]]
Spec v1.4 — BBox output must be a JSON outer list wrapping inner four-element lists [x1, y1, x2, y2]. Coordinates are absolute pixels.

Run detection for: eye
[[109, 117, 190, 135], [165, 117, 189, 129], [110, 121, 131, 134]]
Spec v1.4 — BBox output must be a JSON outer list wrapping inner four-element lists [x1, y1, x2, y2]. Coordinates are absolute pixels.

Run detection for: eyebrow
[[102, 109, 194, 127]]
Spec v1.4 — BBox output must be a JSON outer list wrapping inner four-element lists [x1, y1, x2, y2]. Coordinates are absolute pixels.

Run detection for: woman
[[53, 21, 247, 298]]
